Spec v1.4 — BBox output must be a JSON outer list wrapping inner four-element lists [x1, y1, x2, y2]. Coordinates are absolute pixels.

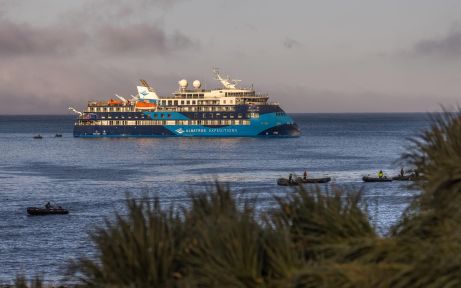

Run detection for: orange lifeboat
[[107, 99, 123, 106], [135, 101, 157, 110]]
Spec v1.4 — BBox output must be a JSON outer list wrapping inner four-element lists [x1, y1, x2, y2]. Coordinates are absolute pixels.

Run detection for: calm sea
[[0, 113, 430, 282]]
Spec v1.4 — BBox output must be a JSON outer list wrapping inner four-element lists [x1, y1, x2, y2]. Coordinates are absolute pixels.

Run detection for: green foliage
[[68, 197, 186, 288], [13, 275, 43, 288], [271, 186, 375, 261]]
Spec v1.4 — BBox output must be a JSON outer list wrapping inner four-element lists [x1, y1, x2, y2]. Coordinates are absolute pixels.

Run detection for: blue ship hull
[[73, 106, 300, 138], [74, 123, 300, 137]]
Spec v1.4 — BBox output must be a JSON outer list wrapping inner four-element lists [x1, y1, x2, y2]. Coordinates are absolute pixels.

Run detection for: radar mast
[[213, 68, 241, 90]]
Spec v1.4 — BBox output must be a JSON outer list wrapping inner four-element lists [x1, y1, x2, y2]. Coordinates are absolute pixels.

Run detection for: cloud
[[267, 85, 458, 113], [0, 20, 88, 57], [283, 37, 302, 49], [97, 24, 196, 55], [0, 56, 184, 114], [60, 0, 185, 26], [411, 28, 461, 58]]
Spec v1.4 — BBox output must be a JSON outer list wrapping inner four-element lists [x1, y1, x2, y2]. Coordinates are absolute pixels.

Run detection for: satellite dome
[[192, 80, 201, 89], [179, 79, 188, 88]]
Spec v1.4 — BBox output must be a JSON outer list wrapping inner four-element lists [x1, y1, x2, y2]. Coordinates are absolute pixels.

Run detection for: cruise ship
[[70, 69, 300, 137]]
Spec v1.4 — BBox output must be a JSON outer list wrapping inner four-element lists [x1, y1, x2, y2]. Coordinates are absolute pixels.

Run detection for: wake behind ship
[[70, 69, 300, 137]]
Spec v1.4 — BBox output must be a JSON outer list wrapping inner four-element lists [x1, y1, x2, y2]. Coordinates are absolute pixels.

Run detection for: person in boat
[[378, 170, 384, 178], [45, 202, 51, 209], [288, 173, 293, 183], [303, 170, 308, 180]]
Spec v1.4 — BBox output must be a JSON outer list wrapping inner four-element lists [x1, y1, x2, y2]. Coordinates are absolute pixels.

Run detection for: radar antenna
[[68, 107, 83, 116], [212, 68, 241, 89]]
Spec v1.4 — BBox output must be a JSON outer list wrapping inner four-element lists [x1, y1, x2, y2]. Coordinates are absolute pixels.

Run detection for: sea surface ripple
[[0, 113, 430, 282]]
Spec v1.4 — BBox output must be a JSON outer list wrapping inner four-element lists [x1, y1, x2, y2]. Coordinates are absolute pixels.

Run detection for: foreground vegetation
[[13, 112, 461, 287]]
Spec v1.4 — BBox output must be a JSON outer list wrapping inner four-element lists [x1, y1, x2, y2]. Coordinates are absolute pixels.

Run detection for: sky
[[0, 0, 460, 114]]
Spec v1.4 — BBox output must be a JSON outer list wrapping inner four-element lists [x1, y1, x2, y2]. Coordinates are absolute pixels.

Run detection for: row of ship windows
[[86, 106, 237, 112], [173, 93, 205, 99], [276, 112, 287, 116], [78, 120, 251, 126], [161, 99, 235, 106], [225, 92, 254, 96], [99, 113, 257, 120], [174, 106, 236, 112]]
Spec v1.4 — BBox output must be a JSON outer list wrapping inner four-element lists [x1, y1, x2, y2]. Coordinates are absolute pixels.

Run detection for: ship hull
[[73, 102, 300, 138], [73, 123, 300, 137]]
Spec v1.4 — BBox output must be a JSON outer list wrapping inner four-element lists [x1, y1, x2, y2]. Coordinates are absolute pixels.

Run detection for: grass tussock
[[16, 112, 461, 287]]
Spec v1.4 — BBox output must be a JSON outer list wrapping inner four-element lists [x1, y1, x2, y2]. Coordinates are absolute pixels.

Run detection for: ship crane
[[68, 107, 83, 116], [115, 94, 128, 104], [213, 67, 241, 89]]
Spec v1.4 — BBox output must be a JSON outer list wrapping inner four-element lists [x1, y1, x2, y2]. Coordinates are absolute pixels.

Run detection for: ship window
[[181, 100, 184, 105], [154, 114, 158, 118], [230, 114, 234, 118], [161, 114, 164, 118], [167, 114, 171, 119], [202, 113, 206, 118], [168, 100, 172, 106], [192, 101, 196, 105], [223, 114, 227, 119], [174, 101, 178, 106]]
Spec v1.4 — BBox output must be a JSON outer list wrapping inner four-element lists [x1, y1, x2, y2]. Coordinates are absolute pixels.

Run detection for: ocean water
[[0, 113, 430, 282]]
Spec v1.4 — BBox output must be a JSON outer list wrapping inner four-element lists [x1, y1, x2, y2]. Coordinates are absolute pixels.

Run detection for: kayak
[[362, 176, 393, 182], [296, 177, 331, 184], [277, 178, 299, 186], [27, 207, 69, 216]]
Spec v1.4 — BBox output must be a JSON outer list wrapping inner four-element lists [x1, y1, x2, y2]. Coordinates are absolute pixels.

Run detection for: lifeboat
[[107, 99, 123, 106], [135, 101, 157, 110]]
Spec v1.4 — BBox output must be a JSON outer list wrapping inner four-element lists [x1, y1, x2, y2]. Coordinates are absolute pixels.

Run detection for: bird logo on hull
[[175, 128, 185, 134]]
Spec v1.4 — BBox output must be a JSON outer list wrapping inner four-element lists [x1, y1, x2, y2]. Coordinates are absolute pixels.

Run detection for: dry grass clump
[[15, 112, 461, 287]]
